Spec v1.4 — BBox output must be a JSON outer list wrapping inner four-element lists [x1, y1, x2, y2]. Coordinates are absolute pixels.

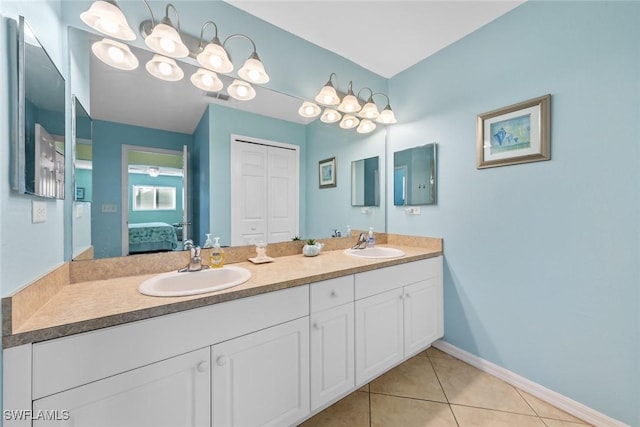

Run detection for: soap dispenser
[[209, 237, 226, 268], [368, 227, 376, 247]]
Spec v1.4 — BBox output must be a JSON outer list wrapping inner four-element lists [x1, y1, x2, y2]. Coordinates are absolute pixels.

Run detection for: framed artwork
[[477, 94, 551, 168], [75, 187, 85, 200], [319, 157, 337, 188]]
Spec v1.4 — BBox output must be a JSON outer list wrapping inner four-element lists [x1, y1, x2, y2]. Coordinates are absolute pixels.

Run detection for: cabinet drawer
[[355, 256, 442, 300], [310, 275, 354, 313]]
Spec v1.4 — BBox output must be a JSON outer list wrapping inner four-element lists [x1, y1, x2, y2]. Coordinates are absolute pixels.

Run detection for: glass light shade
[[358, 100, 380, 119], [238, 56, 270, 84], [144, 23, 189, 58], [338, 94, 362, 113], [191, 68, 223, 92], [227, 79, 256, 101], [339, 114, 359, 129], [80, 1, 136, 41], [376, 106, 397, 124], [298, 101, 321, 118], [145, 55, 184, 81], [147, 167, 159, 177], [196, 42, 234, 73], [314, 84, 340, 106], [357, 119, 376, 134], [320, 108, 341, 123], [91, 38, 138, 70]]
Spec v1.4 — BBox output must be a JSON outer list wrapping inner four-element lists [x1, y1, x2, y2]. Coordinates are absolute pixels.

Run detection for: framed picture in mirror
[[319, 157, 337, 189]]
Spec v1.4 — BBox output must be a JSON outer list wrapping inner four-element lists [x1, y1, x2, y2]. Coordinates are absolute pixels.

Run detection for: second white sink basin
[[139, 266, 252, 297], [344, 246, 406, 259]]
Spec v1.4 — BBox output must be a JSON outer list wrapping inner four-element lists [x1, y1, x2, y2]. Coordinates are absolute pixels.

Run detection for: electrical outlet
[[101, 204, 118, 213], [32, 200, 47, 223]]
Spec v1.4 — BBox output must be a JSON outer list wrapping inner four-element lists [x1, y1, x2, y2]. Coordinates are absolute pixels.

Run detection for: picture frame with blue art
[[476, 94, 551, 169], [318, 157, 337, 188]]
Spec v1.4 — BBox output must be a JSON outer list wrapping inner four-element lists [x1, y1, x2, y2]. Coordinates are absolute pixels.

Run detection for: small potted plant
[[303, 239, 324, 257]]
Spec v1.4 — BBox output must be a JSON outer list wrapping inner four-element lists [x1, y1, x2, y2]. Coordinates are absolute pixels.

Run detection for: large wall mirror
[[393, 143, 437, 206], [351, 156, 379, 207], [69, 26, 386, 260], [9, 16, 66, 199]]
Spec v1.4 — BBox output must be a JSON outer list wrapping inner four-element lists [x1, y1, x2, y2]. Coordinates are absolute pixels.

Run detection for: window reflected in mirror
[[351, 156, 380, 207], [393, 144, 437, 206]]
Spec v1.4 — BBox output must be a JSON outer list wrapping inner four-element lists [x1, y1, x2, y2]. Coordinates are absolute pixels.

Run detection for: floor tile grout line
[[368, 390, 450, 405], [448, 402, 556, 419], [427, 351, 451, 404], [516, 387, 542, 417]]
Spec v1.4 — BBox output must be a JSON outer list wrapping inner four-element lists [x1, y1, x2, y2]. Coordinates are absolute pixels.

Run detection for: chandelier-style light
[[81, 0, 270, 100], [300, 73, 397, 133]]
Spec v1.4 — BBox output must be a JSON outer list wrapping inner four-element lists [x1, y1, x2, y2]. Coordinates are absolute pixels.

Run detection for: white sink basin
[[139, 266, 252, 297], [344, 246, 406, 259]]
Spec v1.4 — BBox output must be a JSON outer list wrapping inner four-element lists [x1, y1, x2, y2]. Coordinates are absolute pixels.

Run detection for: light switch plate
[[101, 204, 118, 213], [32, 201, 47, 223]]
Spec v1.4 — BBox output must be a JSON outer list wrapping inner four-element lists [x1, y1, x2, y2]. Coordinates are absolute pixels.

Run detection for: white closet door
[[231, 138, 298, 246], [267, 146, 298, 243], [231, 142, 268, 246]]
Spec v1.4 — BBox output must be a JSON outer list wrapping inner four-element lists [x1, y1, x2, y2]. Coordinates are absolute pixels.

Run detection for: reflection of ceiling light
[[300, 74, 396, 133], [91, 38, 138, 70], [147, 167, 159, 177], [339, 114, 359, 130], [227, 79, 256, 101], [191, 68, 223, 92], [320, 108, 341, 123], [298, 101, 321, 118], [80, 0, 136, 41], [357, 119, 376, 134], [145, 54, 183, 81], [80, 1, 270, 100]]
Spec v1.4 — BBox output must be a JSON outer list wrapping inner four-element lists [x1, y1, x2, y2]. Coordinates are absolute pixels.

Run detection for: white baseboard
[[432, 340, 628, 427]]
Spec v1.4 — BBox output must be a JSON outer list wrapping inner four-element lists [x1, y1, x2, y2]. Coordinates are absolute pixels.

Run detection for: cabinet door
[[33, 348, 210, 427], [403, 277, 444, 356], [355, 288, 404, 386], [310, 303, 355, 410], [212, 317, 310, 427]]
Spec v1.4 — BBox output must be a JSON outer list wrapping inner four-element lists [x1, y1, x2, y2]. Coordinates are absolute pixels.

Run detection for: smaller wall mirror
[[9, 16, 66, 199], [351, 156, 380, 207], [394, 143, 437, 206]]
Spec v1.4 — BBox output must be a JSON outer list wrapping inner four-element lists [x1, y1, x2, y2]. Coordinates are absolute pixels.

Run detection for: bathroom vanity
[[3, 236, 442, 427]]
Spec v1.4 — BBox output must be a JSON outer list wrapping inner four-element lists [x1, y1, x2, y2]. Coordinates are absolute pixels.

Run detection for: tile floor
[[300, 347, 591, 427]]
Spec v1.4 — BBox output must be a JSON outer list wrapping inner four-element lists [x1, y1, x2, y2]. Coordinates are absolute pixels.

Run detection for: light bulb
[[107, 45, 124, 63], [158, 62, 172, 76], [201, 74, 213, 86], [159, 37, 176, 54], [209, 55, 222, 68], [323, 95, 333, 104], [304, 106, 315, 115], [236, 85, 248, 97], [97, 18, 118, 35], [248, 69, 261, 81]]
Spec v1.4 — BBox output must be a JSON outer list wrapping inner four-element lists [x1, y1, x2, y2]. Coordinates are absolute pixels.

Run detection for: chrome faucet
[[351, 233, 368, 250], [179, 246, 208, 272]]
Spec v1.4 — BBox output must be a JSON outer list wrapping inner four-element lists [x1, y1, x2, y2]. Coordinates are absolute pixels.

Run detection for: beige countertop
[[3, 237, 442, 348]]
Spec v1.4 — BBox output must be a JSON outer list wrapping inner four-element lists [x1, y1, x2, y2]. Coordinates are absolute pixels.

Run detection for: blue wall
[[92, 120, 192, 258], [305, 121, 386, 238], [192, 107, 210, 247], [388, 2, 639, 424]]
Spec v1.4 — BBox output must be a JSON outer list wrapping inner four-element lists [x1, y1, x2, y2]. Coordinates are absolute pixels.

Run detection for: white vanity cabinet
[[309, 276, 355, 410], [212, 317, 309, 427], [354, 256, 443, 385], [33, 348, 211, 427]]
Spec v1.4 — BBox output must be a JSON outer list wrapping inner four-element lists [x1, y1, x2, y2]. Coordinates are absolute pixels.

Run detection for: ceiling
[[224, 0, 526, 78]]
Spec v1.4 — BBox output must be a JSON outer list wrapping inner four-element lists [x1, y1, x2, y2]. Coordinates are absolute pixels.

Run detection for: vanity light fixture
[[191, 68, 223, 92], [145, 54, 184, 81], [340, 114, 360, 130], [298, 101, 321, 118], [320, 108, 342, 123], [147, 167, 160, 177], [91, 38, 139, 70], [80, 1, 270, 101], [299, 74, 397, 133], [227, 79, 256, 101], [80, 0, 136, 41]]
